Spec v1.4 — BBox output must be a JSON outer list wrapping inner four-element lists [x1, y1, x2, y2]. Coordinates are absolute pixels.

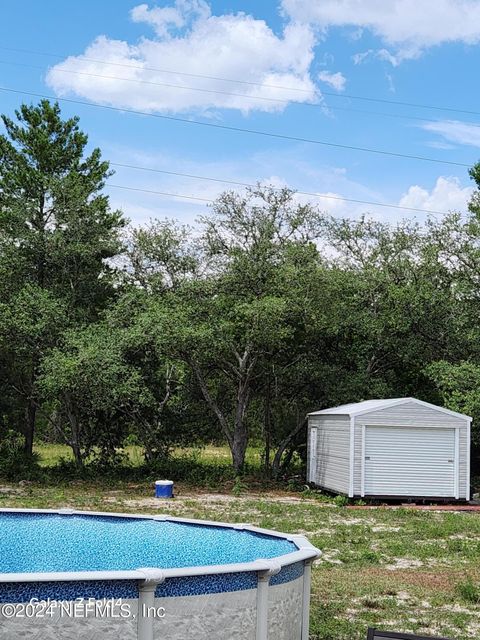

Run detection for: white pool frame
[[0, 508, 321, 640]]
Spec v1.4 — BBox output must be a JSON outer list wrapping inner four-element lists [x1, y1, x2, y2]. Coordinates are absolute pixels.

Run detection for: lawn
[[2, 445, 479, 639], [33, 442, 264, 469]]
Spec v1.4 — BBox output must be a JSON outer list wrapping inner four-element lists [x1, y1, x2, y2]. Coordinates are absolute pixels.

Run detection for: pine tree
[[0, 101, 125, 453]]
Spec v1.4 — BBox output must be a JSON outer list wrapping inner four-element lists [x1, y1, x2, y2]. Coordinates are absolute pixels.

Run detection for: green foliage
[[0, 100, 124, 315], [38, 310, 192, 467], [457, 579, 480, 604], [426, 361, 480, 445], [38, 323, 138, 466], [333, 494, 350, 507], [0, 430, 41, 480], [126, 219, 199, 292], [232, 475, 249, 496], [145, 451, 237, 486], [137, 186, 328, 474], [0, 100, 125, 454]]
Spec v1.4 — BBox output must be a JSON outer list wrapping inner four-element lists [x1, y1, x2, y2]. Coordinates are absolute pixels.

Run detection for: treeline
[[2, 101, 480, 478]]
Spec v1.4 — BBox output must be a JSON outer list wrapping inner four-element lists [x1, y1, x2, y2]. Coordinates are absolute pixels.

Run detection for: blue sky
[[1, 0, 480, 226]]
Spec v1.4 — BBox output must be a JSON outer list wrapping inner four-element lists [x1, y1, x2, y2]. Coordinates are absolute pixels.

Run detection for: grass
[[33, 443, 263, 470], [3, 444, 480, 639]]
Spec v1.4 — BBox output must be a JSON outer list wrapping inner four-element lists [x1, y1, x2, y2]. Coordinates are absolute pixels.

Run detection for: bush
[[145, 451, 236, 486], [0, 430, 41, 480]]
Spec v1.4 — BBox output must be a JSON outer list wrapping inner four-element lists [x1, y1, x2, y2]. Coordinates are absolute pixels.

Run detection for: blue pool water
[[0, 513, 297, 574]]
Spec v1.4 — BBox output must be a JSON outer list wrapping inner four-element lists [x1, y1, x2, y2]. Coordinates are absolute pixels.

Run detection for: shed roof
[[308, 397, 471, 421]]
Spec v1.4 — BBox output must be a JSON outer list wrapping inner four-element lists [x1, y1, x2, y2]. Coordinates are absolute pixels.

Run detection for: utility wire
[[108, 163, 452, 215], [1, 44, 479, 118], [0, 86, 471, 168], [109, 184, 212, 203], [107, 183, 451, 218], [0, 58, 478, 129]]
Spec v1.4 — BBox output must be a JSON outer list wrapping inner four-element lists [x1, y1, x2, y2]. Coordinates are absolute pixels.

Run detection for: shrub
[[0, 430, 41, 480]]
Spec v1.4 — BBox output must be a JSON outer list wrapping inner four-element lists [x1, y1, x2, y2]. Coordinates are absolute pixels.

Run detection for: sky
[[1, 0, 480, 227]]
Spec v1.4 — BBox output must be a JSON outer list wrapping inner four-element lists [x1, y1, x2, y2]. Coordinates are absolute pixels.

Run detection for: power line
[[107, 182, 453, 219], [0, 59, 340, 111], [1, 44, 480, 118], [109, 184, 212, 203], [0, 58, 477, 129], [0, 75, 459, 216], [108, 163, 452, 215], [0, 86, 471, 168]]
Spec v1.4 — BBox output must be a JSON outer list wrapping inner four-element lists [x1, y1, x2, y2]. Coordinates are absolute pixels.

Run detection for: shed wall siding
[[352, 401, 469, 498], [308, 415, 350, 494], [460, 428, 468, 499]]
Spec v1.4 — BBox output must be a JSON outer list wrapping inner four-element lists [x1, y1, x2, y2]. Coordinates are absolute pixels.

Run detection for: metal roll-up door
[[364, 425, 456, 497]]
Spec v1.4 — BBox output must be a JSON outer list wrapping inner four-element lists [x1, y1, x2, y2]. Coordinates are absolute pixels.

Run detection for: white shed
[[307, 398, 472, 501]]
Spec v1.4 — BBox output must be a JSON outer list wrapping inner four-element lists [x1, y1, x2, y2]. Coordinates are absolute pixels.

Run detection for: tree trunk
[[280, 445, 295, 473], [71, 440, 83, 469], [263, 381, 271, 473], [64, 394, 84, 468], [272, 417, 307, 479], [24, 398, 36, 456], [22, 193, 47, 456], [231, 421, 248, 474], [231, 372, 251, 474], [188, 354, 253, 474], [189, 359, 233, 450]]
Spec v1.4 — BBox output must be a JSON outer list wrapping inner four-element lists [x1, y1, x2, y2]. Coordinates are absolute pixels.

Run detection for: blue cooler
[[155, 480, 174, 498]]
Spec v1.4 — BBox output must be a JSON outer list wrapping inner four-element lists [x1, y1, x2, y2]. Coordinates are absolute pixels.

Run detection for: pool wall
[[0, 508, 320, 640]]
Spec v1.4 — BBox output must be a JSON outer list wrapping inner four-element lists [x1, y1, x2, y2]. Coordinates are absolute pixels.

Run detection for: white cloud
[[46, 1, 318, 114], [422, 120, 480, 148], [282, 0, 480, 63], [399, 176, 473, 213], [385, 72, 395, 93], [426, 140, 456, 151], [376, 48, 403, 66], [352, 50, 373, 65], [303, 191, 352, 214], [130, 1, 211, 37], [318, 70, 346, 91]]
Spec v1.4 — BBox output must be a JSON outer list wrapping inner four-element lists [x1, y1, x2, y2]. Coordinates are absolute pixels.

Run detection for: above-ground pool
[[0, 508, 320, 640]]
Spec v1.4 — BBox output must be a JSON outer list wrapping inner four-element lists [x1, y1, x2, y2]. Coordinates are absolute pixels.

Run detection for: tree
[[323, 215, 463, 400], [141, 186, 326, 473], [422, 160, 480, 468], [427, 361, 480, 438], [104, 293, 190, 464], [0, 286, 67, 452], [38, 323, 135, 467], [0, 101, 125, 453], [38, 294, 190, 468], [125, 220, 199, 292]]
